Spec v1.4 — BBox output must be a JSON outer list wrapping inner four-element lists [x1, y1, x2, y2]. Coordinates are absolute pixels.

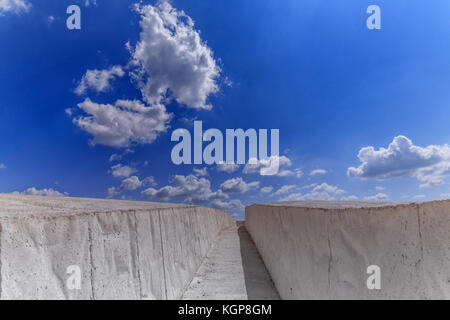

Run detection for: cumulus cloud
[[70, 2, 222, 150], [142, 176, 157, 187], [279, 183, 345, 201], [301, 183, 318, 190], [75, 65, 125, 95], [120, 176, 143, 191], [348, 136, 450, 188], [274, 185, 296, 195], [15, 187, 67, 197], [0, 0, 30, 15], [304, 183, 345, 199], [84, 0, 97, 6], [243, 156, 293, 177], [260, 186, 273, 194], [216, 161, 240, 174], [310, 169, 327, 176], [364, 193, 389, 201], [193, 167, 208, 177], [210, 199, 244, 214], [341, 195, 359, 201], [109, 154, 122, 163], [73, 98, 171, 148], [129, 2, 220, 109], [108, 175, 156, 197], [220, 178, 259, 194], [141, 174, 227, 204], [110, 164, 137, 179]]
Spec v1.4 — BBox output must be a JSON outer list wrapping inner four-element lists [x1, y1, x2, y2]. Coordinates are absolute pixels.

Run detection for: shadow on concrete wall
[[237, 225, 280, 300]]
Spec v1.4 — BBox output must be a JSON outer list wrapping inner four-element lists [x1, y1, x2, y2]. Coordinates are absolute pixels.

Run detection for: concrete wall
[[0, 196, 234, 300], [245, 201, 450, 300]]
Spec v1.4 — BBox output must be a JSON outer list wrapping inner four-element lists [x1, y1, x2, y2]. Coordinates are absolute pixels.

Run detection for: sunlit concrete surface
[[182, 224, 280, 300], [0, 194, 233, 300], [246, 200, 450, 300], [0, 194, 188, 218]]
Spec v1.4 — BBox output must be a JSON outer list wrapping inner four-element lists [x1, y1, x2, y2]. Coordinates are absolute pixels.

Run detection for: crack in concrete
[[158, 210, 168, 300], [87, 218, 96, 300], [417, 205, 424, 262], [133, 212, 143, 299], [327, 233, 332, 293]]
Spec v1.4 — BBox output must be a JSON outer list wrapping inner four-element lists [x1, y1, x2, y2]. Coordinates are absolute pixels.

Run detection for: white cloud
[[75, 65, 125, 95], [364, 193, 389, 201], [210, 199, 244, 214], [279, 183, 345, 201], [341, 195, 359, 201], [310, 169, 327, 176], [142, 176, 157, 187], [375, 186, 385, 191], [440, 193, 450, 199], [15, 187, 67, 197], [220, 177, 259, 194], [243, 156, 293, 177], [129, 2, 220, 110], [278, 169, 295, 177], [73, 98, 171, 148], [109, 149, 134, 162], [65, 108, 73, 116], [0, 0, 30, 15], [108, 177, 138, 196], [110, 164, 137, 179], [278, 193, 303, 202], [71, 2, 223, 150], [193, 167, 208, 177], [300, 183, 318, 190], [120, 176, 142, 191], [109, 154, 122, 163], [304, 183, 345, 200], [294, 168, 303, 178], [274, 185, 296, 195], [108, 175, 156, 197], [141, 174, 227, 204], [84, 0, 97, 6], [348, 136, 450, 188], [413, 194, 426, 200], [216, 161, 240, 173], [260, 186, 273, 194], [0, 163, 5, 169]]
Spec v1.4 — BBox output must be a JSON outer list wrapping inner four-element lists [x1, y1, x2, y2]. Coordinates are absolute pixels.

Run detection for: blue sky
[[2, 0, 450, 219]]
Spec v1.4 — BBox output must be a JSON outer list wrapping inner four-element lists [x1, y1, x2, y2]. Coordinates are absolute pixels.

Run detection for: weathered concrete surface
[[0, 194, 234, 300], [182, 224, 280, 300], [246, 200, 450, 300]]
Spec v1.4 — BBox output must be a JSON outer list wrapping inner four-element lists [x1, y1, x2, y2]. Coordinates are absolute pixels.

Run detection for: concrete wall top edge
[[0, 194, 232, 220], [246, 200, 450, 212]]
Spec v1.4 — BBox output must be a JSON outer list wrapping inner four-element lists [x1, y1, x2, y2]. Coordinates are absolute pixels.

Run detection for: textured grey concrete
[[0, 194, 188, 217], [262, 201, 409, 209], [246, 200, 450, 300], [0, 194, 234, 300], [182, 224, 280, 300]]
